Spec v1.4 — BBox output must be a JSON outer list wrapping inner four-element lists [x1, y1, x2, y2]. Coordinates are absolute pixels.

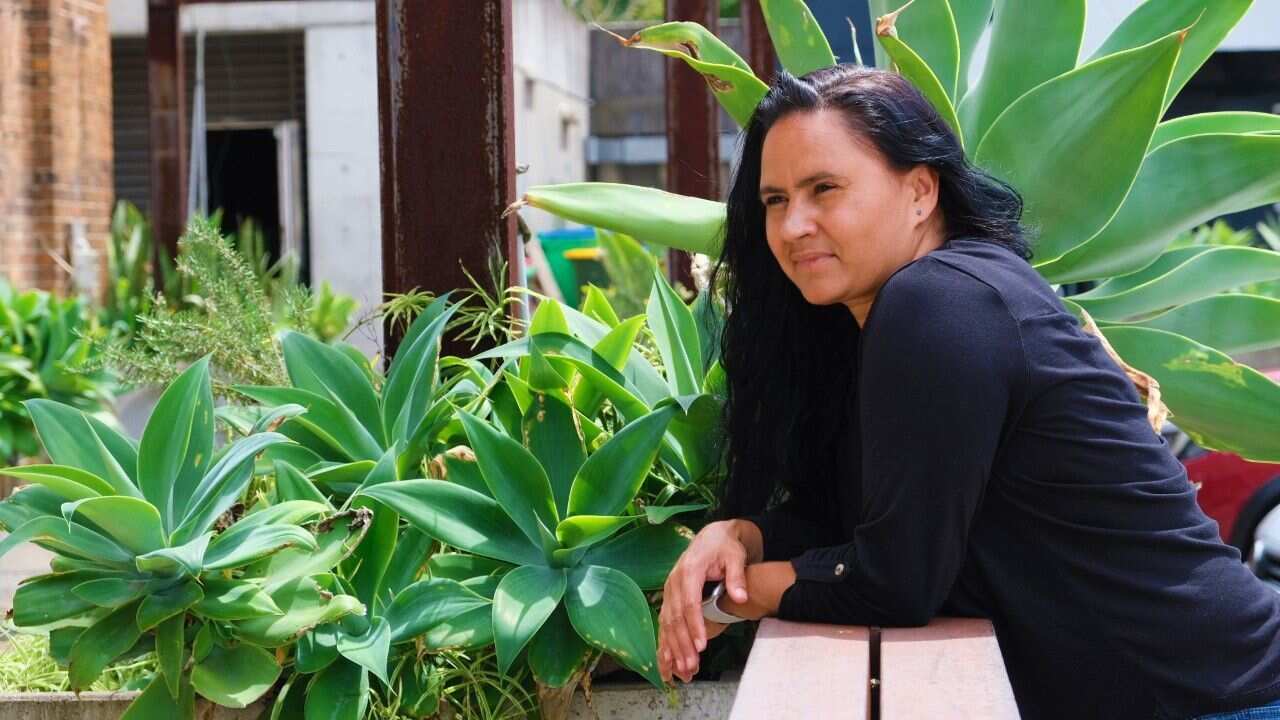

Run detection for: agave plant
[[0, 357, 370, 717], [511, 0, 1280, 460]]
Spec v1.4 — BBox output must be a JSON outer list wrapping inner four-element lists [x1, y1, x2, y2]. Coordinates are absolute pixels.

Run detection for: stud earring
[[915, 209, 922, 216]]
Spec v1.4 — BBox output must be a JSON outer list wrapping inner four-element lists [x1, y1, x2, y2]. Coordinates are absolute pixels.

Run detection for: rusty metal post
[[147, 0, 186, 265], [665, 0, 719, 290], [743, 0, 777, 85], [375, 0, 518, 358]]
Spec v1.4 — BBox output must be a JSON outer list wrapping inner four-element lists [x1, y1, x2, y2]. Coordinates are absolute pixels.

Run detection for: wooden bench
[[729, 617, 1019, 719]]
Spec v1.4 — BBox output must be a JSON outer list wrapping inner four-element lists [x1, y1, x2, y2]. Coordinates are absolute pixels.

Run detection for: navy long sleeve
[[749, 239, 1280, 720]]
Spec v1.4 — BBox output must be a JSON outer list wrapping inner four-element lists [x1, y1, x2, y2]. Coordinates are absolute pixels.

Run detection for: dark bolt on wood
[[375, 0, 518, 360], [743, 0, 778, 85], [665, 0, 719, 292], [147, 0, 186, 266]]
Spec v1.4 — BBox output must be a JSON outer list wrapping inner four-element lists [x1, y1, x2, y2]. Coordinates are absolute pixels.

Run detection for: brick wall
[[0, 0, 112, 295]]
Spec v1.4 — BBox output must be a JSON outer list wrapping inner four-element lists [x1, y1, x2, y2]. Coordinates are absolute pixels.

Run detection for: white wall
[[304, 23, 383, 355], [512, 0, 591, 236]]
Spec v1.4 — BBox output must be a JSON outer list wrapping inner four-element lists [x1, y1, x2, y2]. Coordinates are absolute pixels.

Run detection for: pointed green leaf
[[68, 600, 144, 690], [235, 385, 382, 463], [524, 392, 586, 519], [565, 564, 661, 687], [519, 183, 725, 256], [0, 516, 133, 567], [383, 300, 459, 446], [0, 464, 113, 501], [335, 616, 391, 684], [427, 553, 511, 582], [1152, 111, 1280, 151], [458, 411, 559, 550], [283, 331, 386, 446], [974, 29, 1183, 266], [1039, 133, 1280, 283], [346, 447, 400, 609], [423, 604, 494, 651], [951, 0, 994, 99], [11, 571, 105, 627], [62, 495, 164, 555], [1074, 247, 1280, 321], [137, 579, 203, 631], [120, 671, 194, 720], [381, 527, 435, 600], [385, 578, 492, 644], [958, 0, 1085, 148], [305, 658, 370, 720], [582, 523, 691, 590], [135, 532, 211, 577], [196, 578, 283, 621], [580, 285, 620, 328], [870, 0, 959, 98], [1103, 294, 1280, 356], [273, 460, 332, 506], [191, 641, 281, 708], [759, 0, 837, 76], [156, 614, 184, 699], [555, 515, 635, 549], [72, 577, 159, 608], [359, 480, 544, 567], [204, 523, 318, 571], [647, 269, 703, 397], [235, 577, 365, 648], [529, 299, 571, 336], [257, 510, 372, 593], [170, 432, 292, 545], [139, 357, 215, 531], [296, 624, 340, 674], [1103, 327, 1280, 461], [493, 565, 566, 674], [644, 503, 708, 525], [568, 405, 677, 517], [1088, 0, 1250, 112], [876, 30, 963, 144], [25, 400, 141, 498], [527, 605, 591, 688]]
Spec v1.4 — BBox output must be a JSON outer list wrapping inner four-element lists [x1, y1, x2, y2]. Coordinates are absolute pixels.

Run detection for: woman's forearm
[[718, 560, 797, 619]]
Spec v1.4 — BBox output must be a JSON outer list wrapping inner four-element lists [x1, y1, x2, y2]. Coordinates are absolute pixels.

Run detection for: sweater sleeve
[[775, 258, 1024, 626], [744, 481, 842, 562]]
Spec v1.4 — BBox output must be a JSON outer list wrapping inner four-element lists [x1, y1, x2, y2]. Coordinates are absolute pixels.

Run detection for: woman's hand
[[658, 520, 757, 683]]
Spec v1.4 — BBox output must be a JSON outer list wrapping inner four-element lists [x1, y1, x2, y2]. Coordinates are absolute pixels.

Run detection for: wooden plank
[[147, 0, 186, 263], [880, 618, 1020, 719], [730, 618, 868, 720]]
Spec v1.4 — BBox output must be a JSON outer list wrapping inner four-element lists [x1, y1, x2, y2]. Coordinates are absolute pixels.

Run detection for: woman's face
[[759, 108, 941, 322]]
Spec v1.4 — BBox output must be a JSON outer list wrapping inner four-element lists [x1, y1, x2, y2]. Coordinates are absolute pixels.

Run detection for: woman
[[657, 64, 1280, 720]]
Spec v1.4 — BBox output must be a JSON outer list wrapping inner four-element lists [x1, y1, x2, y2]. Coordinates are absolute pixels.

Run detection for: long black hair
[[713, 64, 1032, 520]]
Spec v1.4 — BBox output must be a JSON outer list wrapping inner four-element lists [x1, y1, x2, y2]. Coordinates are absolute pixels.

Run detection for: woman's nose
[[780, 201, 816, 242]]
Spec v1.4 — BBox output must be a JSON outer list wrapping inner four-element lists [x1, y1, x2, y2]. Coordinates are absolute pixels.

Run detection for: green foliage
[[0, 358, 368, 717], [517, 0, 1280, 462], [0, 281, 113, 463]]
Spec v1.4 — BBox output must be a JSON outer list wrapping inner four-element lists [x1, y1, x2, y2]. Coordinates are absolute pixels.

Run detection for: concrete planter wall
[[569, 680, 738, 719], [0, 693, 261, 720]]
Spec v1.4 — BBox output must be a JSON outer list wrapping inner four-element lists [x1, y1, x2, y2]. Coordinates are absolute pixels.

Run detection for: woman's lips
[[793, 253, 834, 269]]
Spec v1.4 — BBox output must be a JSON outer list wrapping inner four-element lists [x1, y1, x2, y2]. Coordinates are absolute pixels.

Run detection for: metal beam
[[743, 0, 778, 85], [665, 0, 719, 291], [147, 0, 186, 264], [375, 0, 517, 358]]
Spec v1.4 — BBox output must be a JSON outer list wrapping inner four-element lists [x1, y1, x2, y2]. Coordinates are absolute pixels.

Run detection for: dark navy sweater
[[749, 238, 1280, 719]]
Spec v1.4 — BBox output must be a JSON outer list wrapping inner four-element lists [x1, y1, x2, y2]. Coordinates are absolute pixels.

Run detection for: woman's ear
[[906, 165, 940, 225]]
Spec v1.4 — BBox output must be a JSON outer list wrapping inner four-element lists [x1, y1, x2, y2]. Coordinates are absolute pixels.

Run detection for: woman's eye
[[814, 183, 835, 194], [764, 196, 784, 206]]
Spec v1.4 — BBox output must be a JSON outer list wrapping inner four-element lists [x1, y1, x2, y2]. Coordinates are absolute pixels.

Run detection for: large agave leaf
[[235, 576, 365, 648], [513, 183, 725, 256], [139, 356, 215, 531], [137, 579, 203, 630], [256, 509, 371, 593], [384, 578, 491, 644], [305, 657, 369, 720], [0, 516, 134, 567], [608, 23, 767, 127], [527, 606, 591, 688], [382, 298, 458, 447], [870, 0, 960, 99], [282, 331, 386, 447], [958, 0, 1084, 148], [1101, 295, 1280, 356], [1073, 247, 1280, 321], [492, 565, 566, 674], [359, 480, 545, 567], [1151, 111, 1280, 150], [759, 0, 837, 76], [568, 404, 677, 518], [191, 642, 280, 708], [68, 600, 143, 690], [61, 496, 163, 555], [155, 614, 184, 699], [0, 465, 113, 502], [119, 669, 194, 720], [1087, 0, 1251, 113], [11, 572, 105, 627], [523, 391, 586, 519], [564, 564, 661, 687], [875, 25, 963, 144], [581, 523, 690, 590], [234, 385, 383, 463], [336, 617, 391, 684], [458, 411, 559, 552], [24, 400, 140, 499], [1102, 327, 1280, 461], [1037, 133, 1280, 283], [346, 447, 400, 609], [951, 0, 994, 99], [974, 29, 1183, 267], [647, 269, 704, 398], [169, 432, 291, 545], [203, 523, 318, 571], [196, 578, 283, 621]]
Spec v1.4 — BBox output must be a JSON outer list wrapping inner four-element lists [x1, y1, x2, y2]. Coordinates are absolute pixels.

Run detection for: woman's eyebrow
[[758, 172, 842, 196]]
